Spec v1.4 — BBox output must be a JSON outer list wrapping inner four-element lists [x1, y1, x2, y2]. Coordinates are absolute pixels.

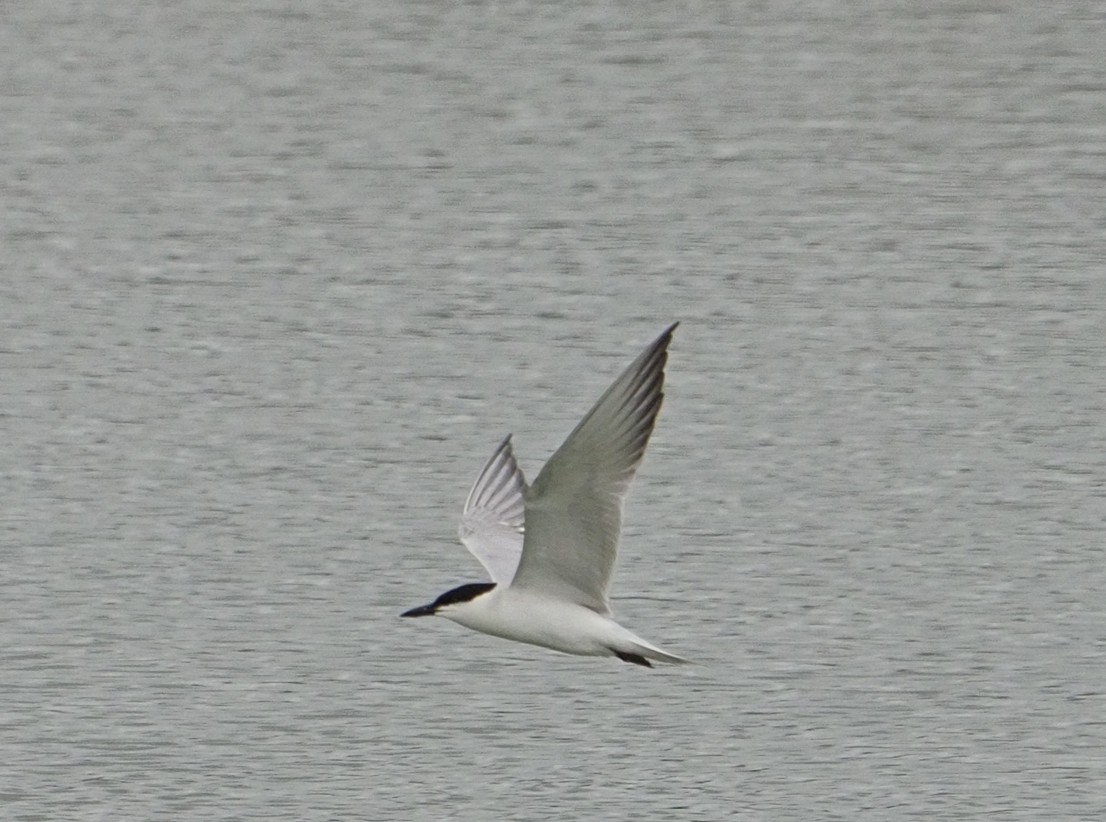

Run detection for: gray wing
[[458, 435, 527, 583], [508, 324, 676, 613]]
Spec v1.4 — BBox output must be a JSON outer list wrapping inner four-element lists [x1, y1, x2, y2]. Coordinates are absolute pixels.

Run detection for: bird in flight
[[402, 324, 686, 667]]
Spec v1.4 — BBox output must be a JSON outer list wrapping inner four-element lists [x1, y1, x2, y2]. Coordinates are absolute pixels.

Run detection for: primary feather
[[458, 434, 527, 582]]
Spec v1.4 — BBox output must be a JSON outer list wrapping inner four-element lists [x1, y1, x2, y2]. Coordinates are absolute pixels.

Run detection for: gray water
[[3, 1, 1104, 819]]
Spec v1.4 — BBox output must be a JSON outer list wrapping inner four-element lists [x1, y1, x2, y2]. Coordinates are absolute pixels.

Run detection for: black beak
[[401, 603, 436, 618]]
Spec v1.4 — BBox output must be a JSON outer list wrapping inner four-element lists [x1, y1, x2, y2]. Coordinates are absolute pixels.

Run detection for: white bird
[[402, 324, 687, 667]]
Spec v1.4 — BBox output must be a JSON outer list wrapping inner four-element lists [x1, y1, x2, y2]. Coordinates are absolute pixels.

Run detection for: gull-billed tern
[[402, 324, 687, 667]]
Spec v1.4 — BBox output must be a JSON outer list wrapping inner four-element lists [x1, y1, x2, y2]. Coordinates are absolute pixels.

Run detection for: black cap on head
[[401, 582, 496, 617]]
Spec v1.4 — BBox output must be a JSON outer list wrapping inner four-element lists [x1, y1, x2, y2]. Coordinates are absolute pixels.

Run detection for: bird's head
[[401, 582, 496, 617]]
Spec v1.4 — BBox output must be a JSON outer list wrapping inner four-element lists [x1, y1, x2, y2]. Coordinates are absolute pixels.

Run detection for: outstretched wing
[[458, 435, 527, 582], [508, 324, 676, 613]]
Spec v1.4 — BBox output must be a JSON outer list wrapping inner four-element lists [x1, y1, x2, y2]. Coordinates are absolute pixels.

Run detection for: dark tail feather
[[614, 650, 653, 667]]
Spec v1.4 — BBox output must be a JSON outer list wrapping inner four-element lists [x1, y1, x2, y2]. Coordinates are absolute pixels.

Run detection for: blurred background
[[3, 1, 1103, 819]]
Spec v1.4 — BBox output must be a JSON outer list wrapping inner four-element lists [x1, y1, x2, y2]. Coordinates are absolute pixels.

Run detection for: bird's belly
[[448, 595, 616, 656]]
